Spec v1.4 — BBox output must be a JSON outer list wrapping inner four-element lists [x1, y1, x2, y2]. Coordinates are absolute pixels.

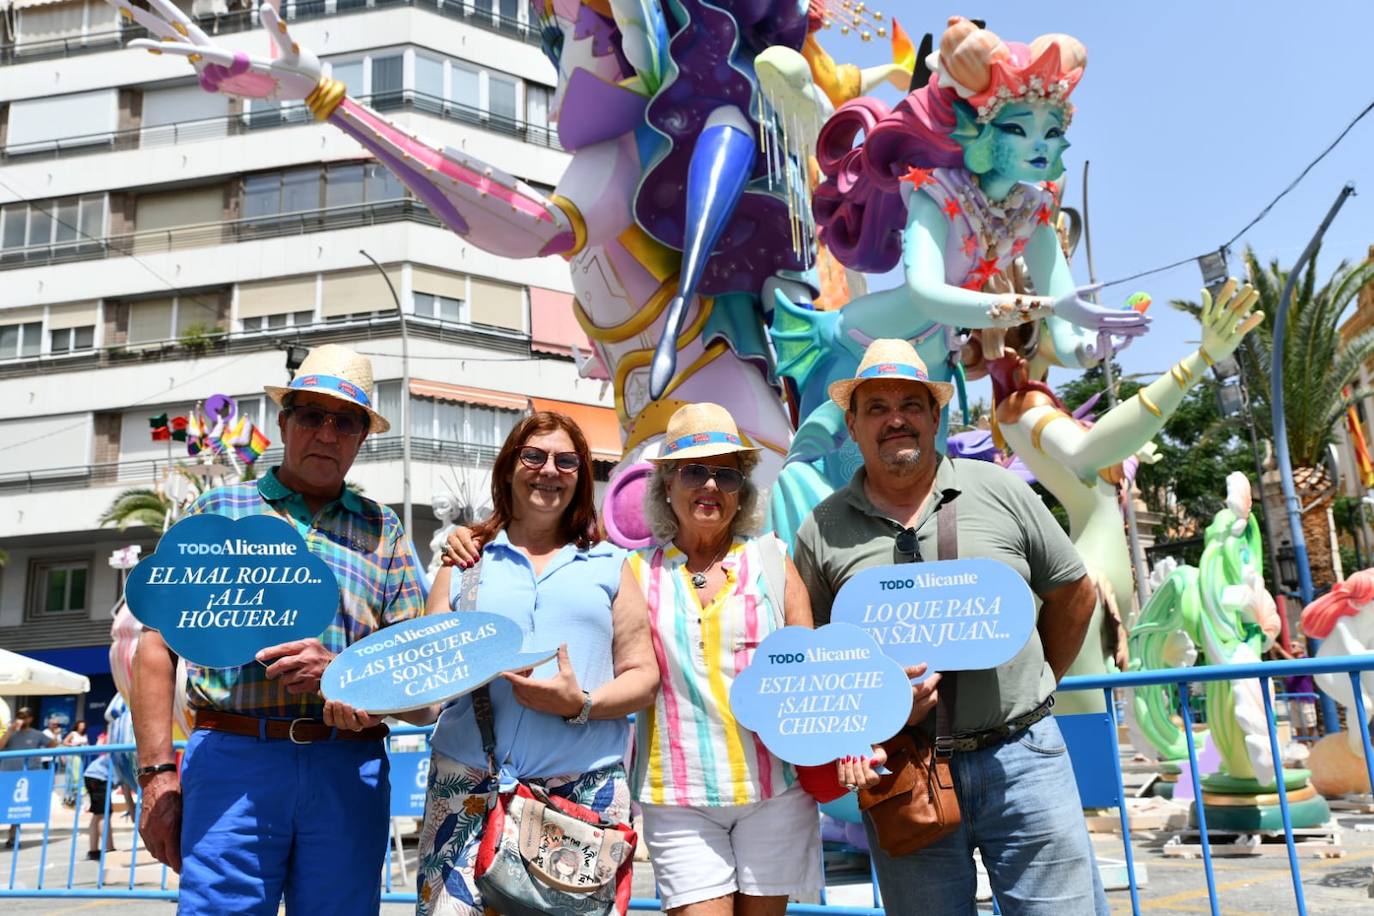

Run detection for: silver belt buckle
[[288, 718, 315, 745]]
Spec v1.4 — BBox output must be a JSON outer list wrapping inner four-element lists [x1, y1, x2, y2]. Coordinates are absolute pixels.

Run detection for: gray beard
[[880, 445, 923, 474]]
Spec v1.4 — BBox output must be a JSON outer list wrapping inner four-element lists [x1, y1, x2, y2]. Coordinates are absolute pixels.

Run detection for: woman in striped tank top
[[631, 403, 822, 914]]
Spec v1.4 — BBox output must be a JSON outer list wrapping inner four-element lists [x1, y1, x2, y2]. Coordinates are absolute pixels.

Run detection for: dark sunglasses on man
[[676, 463, 744, 494], [895, 527, 923, 562], [519, 446, 581, 473], [284, 405, 369, 437]]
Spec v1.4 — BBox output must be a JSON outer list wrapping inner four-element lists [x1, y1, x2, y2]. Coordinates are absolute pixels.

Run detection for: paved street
[[3, 789, 1372, 914]]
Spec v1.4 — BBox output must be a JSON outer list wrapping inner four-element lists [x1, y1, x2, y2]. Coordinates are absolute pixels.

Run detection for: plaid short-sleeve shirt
[[182, 467, 425, 719]]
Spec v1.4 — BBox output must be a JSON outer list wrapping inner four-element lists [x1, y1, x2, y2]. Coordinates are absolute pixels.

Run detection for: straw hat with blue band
[[646, 402, 761, 463], [263, 344, 391, 434], [827, 338, 956, 412]]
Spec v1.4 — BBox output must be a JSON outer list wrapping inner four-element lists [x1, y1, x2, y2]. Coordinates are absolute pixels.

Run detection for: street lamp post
[[360, 249, 412, 536], [1270, 182, 1356, 734]]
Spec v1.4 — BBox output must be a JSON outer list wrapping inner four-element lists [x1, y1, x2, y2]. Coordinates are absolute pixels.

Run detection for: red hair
[[471, 411, 599, 551], [1300, 569, 1374, 638]]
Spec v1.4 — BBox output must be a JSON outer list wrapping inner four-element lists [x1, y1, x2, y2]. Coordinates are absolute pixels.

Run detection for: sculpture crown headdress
[[928, 16, 1087, 125]]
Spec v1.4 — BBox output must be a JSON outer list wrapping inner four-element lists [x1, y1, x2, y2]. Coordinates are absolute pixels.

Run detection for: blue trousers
[[863, 716, 1108, 915], [178, 728, 390, 915]]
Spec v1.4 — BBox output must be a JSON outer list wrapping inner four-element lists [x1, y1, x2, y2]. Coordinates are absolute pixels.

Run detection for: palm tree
[[1172, 247, 1374, 588], [98, 488, 176, 532]]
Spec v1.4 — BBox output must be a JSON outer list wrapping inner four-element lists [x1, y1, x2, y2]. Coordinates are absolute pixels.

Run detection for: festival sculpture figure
[[977, 281, 1263, 713], [1127, 473, 1296, 797], [1300, 571, 1374, 795], [107, 0, 904, 545], [768, 15, 1150, 542]]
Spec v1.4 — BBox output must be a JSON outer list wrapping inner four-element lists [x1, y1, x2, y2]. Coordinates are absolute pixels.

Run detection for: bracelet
[[1136, 390, 1163, 418], [1198, 346, 1216, 367], [136, 763, 177, 782]]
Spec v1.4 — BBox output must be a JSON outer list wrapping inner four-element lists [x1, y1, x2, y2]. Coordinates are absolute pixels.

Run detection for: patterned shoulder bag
[[456, 559, 638, 916]]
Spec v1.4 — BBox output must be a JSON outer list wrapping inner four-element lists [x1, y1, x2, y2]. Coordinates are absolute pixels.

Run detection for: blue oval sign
[[729, 624, 914, 766], [322, 612, 557, 715], [830, 558, 1035, 671], [124, 514, 341, 669]]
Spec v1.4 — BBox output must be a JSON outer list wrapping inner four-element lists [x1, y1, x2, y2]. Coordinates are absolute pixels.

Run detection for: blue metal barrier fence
[[3, 654, 1372, 913], [1056, 654, 1374, 916]]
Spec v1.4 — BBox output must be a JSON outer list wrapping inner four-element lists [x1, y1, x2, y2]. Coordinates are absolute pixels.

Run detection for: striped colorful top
[[628, 535, 795, 807], [182, 467, 425, 718]]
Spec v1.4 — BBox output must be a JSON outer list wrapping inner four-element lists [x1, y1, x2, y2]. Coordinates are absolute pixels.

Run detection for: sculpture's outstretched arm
[[1030, 281, 1262, 476], [109, 0, 577, 260]]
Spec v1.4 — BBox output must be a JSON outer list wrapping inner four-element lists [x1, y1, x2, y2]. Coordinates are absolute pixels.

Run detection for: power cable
[[1097, 96, 1373, 289]]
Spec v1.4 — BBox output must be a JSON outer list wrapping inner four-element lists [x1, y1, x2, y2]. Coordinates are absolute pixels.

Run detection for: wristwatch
[[564, 691, 593, 726]]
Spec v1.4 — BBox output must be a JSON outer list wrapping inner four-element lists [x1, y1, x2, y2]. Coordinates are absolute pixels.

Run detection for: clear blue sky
[[819, 0, 1374, 392]]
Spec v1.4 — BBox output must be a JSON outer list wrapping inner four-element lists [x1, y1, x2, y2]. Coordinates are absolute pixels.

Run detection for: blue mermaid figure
[[769, 15, 1150, 543]]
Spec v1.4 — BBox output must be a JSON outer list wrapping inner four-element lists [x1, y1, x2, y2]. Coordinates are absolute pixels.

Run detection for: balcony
[[0, 435, 501, 495], [0, 312, 536, 380], [0, 90, 562, 162], [0, 197, 435, 271], [0, 0, 541, 66]]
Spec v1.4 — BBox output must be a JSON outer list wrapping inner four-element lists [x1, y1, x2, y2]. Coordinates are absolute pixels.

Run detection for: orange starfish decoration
[[942, 197, 962, 220], [900, 165, 935, 188]]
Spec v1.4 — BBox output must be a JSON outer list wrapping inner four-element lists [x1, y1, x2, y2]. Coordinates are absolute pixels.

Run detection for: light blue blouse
[[428, 530, 630, 780]]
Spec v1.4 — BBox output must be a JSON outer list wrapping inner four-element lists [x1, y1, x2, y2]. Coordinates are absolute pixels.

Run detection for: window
[[371, 54, 404, 109], [126, 296, 221, 345], [141, 84, 231, 145], [325, 164, 365, 209], [241, 311, 313, 333], [452, 64, 480, 112], [364, 163, 405, 203], [33, 561, 89, 615], [50, 326, 95, 354], [330, 60, 364, 97], [414, 293, 466, 324], [416, 55, 444, 105], [488, 75, 517, 124], [0, 195, 108, 256], [243, 173, 282, 220], [281, 168, 322, 214], [527, 85, 551, 128], [0, 322, 43, 359], [5, 89, 118, 153]]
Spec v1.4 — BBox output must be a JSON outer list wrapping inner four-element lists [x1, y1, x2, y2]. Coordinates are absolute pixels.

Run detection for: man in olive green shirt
[[793, 339, 1106, 915]]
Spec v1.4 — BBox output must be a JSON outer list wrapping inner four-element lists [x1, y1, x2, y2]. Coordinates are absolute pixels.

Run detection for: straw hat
[[263, 344, 391, 434], [646, 402, 761, 462], [827, 339, 956, 411]]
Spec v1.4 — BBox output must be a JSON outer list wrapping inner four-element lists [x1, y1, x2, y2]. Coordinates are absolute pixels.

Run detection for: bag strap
[[933, 497, 958, 753], [455, 559, 499, 775], [759, 536, 787, 631]]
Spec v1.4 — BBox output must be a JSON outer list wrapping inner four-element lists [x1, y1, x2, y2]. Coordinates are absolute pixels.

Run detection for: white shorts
[[641, 783, 822, 910]]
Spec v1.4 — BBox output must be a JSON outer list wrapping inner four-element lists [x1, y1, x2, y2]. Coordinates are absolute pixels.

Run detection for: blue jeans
[[178, 728, 390, 915], [863, 716, 1107, 915]]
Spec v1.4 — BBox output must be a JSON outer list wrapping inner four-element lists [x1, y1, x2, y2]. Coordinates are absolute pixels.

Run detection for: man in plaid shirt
[[130, 345, 426, 914]]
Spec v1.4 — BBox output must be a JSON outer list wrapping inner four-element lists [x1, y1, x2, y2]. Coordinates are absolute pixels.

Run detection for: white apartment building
[[0, 0, 619, 732]]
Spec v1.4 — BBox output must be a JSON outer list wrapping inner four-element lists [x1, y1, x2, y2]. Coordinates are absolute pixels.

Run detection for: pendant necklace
[[688, 540, 731, 589]]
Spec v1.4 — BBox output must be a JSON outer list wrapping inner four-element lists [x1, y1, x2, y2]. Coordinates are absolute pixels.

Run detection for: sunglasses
[[519, 446, 581, 473], [676, 463, 745, 494], [285, 406, 368, 437], [895, 527, 923, 562]]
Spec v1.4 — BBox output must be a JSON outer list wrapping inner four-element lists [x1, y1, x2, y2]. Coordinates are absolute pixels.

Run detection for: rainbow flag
[[235, 426, 272, 466]]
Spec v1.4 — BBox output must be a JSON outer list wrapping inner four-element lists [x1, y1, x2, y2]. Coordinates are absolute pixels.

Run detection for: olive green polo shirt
[[793, 456, 1086, 734]]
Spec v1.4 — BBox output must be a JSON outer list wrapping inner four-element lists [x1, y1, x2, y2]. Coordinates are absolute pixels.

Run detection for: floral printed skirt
[[416, 752, 631, 916]]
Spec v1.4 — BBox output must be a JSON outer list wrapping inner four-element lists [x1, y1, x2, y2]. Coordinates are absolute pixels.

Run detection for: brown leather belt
[[195, 709, 388, 744]]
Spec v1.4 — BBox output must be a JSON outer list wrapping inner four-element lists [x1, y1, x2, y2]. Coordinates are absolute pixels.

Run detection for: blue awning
[[17, 646, 111, 676]]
